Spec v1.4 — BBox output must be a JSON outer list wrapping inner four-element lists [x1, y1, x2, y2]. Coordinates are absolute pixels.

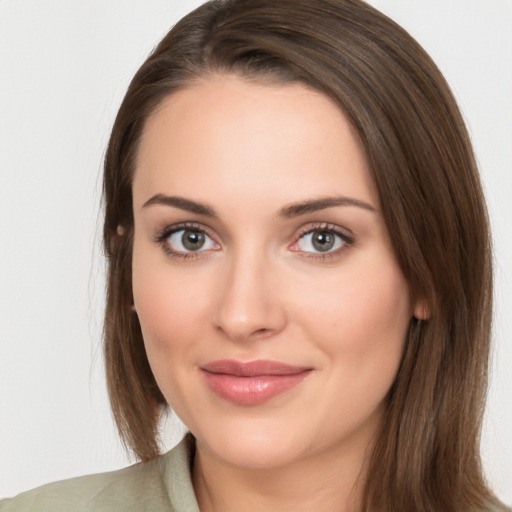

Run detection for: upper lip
[[201, 359, 311, 377]]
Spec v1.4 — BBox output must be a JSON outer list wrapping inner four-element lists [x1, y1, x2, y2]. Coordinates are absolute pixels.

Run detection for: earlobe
[[413, 300, 431, 321]]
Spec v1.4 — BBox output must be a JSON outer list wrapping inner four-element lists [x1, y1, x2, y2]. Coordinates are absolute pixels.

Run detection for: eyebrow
[[142, 194, 377, 218], [278, 196, 377, 218], [142, 194, 217, 216]]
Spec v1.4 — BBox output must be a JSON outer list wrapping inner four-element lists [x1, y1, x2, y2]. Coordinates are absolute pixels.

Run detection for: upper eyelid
[[294, 222, 354, 241], [153, 222, 216, 243]]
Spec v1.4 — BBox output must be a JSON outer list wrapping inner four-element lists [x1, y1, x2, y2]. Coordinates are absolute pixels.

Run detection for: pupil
[[312, 231, 334, 252], [182, 230, 205, 250]]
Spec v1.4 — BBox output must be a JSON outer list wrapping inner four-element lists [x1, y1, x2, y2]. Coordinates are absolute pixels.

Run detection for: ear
[[413, 299, 431, 320]]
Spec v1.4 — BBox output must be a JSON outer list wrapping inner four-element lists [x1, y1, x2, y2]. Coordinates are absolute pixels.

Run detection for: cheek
[[132, 269, 213, 418], [298, 258, 411, 389], [131, 243, 210, 377], [134, 275, 207, 353]]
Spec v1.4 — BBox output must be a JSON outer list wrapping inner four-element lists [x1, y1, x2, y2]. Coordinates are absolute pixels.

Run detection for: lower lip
[[202, 371, 312, 406]]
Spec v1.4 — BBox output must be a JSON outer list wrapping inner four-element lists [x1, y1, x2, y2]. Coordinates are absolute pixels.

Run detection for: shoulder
[[0, 462, 164, 512], [0, 435, 199, 512]]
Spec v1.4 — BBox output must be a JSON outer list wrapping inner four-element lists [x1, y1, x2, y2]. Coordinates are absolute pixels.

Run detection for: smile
[[200, 360, 313, 406]]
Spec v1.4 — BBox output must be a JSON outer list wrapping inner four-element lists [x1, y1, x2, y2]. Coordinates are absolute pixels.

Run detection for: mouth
[[200, 360, 313, 406]]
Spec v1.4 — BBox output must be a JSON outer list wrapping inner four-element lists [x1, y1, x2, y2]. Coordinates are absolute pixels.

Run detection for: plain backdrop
[[0, 0, 511, 503]]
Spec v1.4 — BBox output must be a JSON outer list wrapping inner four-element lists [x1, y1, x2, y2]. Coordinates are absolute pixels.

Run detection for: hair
[[102, 0, 498, 510]]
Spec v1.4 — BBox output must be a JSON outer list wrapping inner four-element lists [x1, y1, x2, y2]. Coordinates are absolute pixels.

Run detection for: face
[[132, 75, 415, 470]]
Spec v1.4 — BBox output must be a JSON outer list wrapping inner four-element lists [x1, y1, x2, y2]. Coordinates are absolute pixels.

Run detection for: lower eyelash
[[303, 247, 347, 261], [164, 249, 203, 261]]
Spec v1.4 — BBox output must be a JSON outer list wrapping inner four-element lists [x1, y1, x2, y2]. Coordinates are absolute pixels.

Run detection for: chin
[[209, 437, 302, 470], [192, 418, 311, 470]]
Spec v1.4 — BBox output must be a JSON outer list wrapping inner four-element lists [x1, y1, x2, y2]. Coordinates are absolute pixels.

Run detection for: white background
[[0, 0, 511, 504]]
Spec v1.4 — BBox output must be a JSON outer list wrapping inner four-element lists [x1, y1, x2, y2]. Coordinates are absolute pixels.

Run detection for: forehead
[[133, 75, 377, 210]]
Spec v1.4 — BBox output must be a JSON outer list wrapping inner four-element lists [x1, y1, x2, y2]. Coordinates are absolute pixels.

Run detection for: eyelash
[[292, 223, 354, 261], [153, 222, 354, 261], [153, 222, 218, 261]]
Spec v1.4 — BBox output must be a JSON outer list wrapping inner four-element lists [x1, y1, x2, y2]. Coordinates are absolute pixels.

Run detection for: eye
[[293, 226, 352, 256], [166, 228, 217, 253], [157, 226, 219, 257]]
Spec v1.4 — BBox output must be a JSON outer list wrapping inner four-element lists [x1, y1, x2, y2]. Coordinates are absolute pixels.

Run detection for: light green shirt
[[2, 434, 510, 512], [0, 434, 200, 512]]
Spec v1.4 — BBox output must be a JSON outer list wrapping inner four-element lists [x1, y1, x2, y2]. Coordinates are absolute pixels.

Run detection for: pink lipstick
[[200, 360, 312, 405]]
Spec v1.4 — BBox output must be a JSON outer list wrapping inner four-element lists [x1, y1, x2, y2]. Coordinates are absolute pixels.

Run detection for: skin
[[131, 75, 421, 512]]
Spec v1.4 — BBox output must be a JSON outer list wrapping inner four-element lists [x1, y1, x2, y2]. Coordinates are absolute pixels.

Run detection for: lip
[[200, 360, 313, 406]]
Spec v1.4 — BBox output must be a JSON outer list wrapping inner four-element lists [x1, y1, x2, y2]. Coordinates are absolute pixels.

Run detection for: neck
[[192, 434, 372, 512]]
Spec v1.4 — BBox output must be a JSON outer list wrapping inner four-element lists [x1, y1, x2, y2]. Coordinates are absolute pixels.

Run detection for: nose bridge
[[213, 243, 286, 341]]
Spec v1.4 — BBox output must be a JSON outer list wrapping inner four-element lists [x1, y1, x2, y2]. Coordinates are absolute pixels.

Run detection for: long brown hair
[[102, 1, 497, 510]]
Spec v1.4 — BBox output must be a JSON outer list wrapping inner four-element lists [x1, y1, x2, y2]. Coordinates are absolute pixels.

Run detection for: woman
[[1, 0, 509, 510]]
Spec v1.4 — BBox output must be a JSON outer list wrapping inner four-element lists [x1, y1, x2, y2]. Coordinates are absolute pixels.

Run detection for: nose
[[212, 250, 287, 342]]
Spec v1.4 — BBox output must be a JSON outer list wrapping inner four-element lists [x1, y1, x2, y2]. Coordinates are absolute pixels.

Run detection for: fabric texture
[[0, 434, 200, 512]]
